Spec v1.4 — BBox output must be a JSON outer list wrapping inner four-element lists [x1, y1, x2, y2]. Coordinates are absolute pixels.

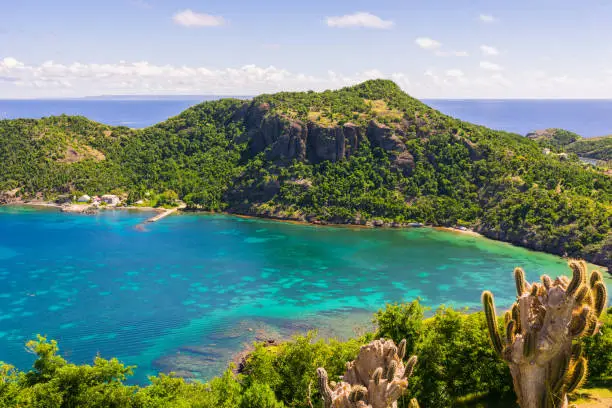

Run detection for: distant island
[[0, 80, 610, 268]]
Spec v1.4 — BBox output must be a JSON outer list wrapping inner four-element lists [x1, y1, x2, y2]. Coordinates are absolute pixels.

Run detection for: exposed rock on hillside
[[239, 102, 416, 175]]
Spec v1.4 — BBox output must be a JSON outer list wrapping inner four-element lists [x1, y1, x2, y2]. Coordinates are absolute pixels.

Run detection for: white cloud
[[479, 14, 496, 23], [415, 37, 441, 50], [445, 69, 464, 78], [0, 57, 407, 96], [480, 45, 499, 56], [326, 12, 393, 29], [173, 9, 225, 27], [480, 61, 503, 71], [2, 57, 21, 69], [1, 56, 609, 99], [435, 50, 469, 57]]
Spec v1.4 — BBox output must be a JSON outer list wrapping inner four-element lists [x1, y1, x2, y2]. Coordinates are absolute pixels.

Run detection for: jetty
[[144, 202, 186, 223]]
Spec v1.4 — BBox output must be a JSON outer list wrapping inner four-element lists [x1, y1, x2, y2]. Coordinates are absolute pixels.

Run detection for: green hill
[[526, 128, 582, 149], [526, 128, 612, 161], [1, 80, 611, 266], [566, 135, 612, 161]]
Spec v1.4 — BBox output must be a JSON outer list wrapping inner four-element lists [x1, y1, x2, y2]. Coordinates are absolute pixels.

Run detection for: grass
[[570, 387, 612, 407], [365, 99, 404, 121]]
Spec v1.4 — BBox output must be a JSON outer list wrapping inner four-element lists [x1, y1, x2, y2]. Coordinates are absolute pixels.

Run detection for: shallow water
[[0, 207, 609, 383]]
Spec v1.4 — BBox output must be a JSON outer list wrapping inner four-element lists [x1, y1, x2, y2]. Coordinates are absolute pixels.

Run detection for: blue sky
[[1, 0, 612, 98]]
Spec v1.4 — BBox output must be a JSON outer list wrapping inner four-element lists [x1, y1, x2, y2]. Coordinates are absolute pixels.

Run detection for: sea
[[1, 208, 610, 384], [0, 98, 611, 384], [1, 98, 612, 136]]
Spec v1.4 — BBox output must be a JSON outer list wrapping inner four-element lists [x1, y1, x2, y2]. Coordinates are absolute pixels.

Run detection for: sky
[[1, 0, 612, 99]]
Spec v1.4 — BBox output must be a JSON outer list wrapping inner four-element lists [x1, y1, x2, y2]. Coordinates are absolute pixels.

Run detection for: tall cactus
[[316, 338, 418, 408], [482, 260, 607, 408]]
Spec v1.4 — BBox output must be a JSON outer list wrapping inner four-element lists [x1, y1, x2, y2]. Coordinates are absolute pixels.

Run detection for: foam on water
[[0, 207, 609, 383]]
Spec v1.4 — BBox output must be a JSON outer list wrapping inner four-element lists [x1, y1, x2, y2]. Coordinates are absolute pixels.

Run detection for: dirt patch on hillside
[[58, 145, 105, 163]]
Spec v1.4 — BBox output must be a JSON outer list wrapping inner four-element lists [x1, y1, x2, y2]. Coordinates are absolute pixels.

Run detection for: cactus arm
[[348, 385, 367, 404], [372, 367, 383, 385], [570, 343, 582, 362], [541, 275, 552, 290], [564, 357, 588, 394], [515, 267, 527, 297], [569, 306, 590, 338], [397, 339, 406, 360], [404, 355, 417, 380], [511, 303, 521, 333], [386, 360, 398, 381], [482, 291, 504, 356], [589, 270, 602, 289], [566, 260, 586, 297], [505, 320, 516, 345], [592, 281, 607, 317], [316, 367, 333, 408], [523, 331, 536, 359], [408, 398, 420, 408]]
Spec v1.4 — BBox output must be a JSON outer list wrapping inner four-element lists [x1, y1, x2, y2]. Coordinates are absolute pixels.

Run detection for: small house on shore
[[101, 194, 121, 206], [77, 194, 91, 203]]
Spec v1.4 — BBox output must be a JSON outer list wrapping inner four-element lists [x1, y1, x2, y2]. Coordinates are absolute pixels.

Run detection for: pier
[[144, 202, 186, 223]]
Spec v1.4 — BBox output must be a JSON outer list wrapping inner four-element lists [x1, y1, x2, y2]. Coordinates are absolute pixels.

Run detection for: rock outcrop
[[0, 189, 21, 205], [240, 103, 415, 174]]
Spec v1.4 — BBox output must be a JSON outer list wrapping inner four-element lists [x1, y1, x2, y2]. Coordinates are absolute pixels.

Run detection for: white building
[[101, 194, 121, 206], [77, 195, 91, 203]]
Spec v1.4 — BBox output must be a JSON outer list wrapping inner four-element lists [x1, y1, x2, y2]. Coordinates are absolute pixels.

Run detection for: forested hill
[[527, 128, 612, 161], [1, 80, 610, 266]]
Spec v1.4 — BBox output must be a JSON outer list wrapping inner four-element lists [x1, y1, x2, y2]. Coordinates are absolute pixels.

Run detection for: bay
[[0, 206, 608, 383]]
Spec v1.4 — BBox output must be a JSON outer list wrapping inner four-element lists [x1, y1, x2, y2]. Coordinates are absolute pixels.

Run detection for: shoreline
[[3, 201, 608, 272], [11, 200, 166, 214], [183, 209, 611, 272]]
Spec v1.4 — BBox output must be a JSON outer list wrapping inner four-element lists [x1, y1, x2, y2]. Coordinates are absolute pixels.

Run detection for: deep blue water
[[1, 207, 609, 384], [1, 98, 611, 137], [425, 99, 612, 137]]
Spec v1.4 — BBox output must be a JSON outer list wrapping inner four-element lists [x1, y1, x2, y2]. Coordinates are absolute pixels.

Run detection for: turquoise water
[[0, 207, 609, 383]]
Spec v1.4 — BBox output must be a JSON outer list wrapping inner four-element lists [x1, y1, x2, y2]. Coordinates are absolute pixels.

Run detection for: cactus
[[541, 275, 552, 291], [316, 338, 418, 408], [483, 291, 504, 356], [564, 357, 588, 394], [481, 261, 607, 408], [317, 367, 333, 407], [408, 399, 420, 408], [515, 267, 527, 296], [592, 281, 607, 317]]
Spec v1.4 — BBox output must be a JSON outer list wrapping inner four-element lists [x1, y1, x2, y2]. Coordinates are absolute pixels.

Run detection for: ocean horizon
[[1, 97, 612, 137]]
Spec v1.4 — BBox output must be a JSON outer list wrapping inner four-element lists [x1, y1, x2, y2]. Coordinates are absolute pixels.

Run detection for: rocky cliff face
[[237, 102, 415, 174]]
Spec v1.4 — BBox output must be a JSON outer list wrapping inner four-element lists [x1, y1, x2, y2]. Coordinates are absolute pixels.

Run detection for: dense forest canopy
[[0, 80, 611, 266]]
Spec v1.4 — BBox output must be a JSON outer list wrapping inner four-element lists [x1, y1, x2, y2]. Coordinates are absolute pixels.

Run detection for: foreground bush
[[1, 302, 610, 407]]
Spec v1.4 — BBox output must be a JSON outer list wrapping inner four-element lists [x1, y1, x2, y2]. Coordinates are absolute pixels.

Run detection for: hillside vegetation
[[0, 302, 610, 408], [1, 80, 611, 266], [566, 136, 612, 161], [527, 128, 612, 161]]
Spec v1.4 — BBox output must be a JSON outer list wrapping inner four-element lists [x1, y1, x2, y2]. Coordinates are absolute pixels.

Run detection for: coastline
[[187, 209, 611, 272], [11, 200, 166, 214], [3, 201, 608, 272]]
